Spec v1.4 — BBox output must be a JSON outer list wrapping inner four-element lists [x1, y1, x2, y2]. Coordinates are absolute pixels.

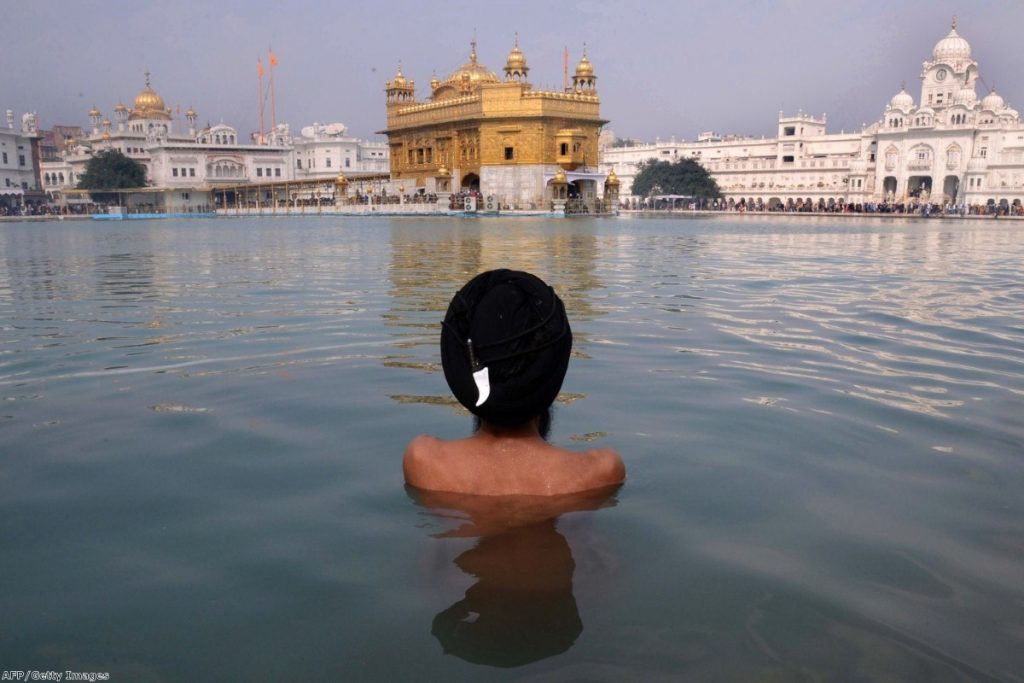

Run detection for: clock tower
[[919, 18, 978, 109]]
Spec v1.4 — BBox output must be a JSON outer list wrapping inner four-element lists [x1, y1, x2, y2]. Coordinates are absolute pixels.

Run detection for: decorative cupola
[[114, 101, 128, 130], [981, 87, 1005, 111], [504, 34, 529, 83], [572, 47, 597, 93], [89, 105, 102, 135], [604, 169, 620, 206], [185, 106, 197, 135], [334, 173, 349, 202], [435, 164, 451, 193], [386, 63, 416, 104]]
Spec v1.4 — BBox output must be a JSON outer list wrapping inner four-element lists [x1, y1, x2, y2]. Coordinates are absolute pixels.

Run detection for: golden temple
[[380, 38, 615, 212]]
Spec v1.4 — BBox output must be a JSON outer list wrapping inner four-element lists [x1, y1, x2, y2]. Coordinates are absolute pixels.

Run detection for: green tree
[[77, 149, 148, 191], [631, 158, 721, 200]]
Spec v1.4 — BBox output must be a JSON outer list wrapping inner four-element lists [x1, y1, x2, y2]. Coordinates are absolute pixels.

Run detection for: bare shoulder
[[581, 446, 626, 487], [403, 434, 443, 487]]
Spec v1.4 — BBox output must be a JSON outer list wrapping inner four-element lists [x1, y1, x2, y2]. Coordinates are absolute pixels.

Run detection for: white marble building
[[40, 74, 389, 208], [602, 21, 1024, 212], [1, 110, 44, 211], [291, 122, 389, 180]]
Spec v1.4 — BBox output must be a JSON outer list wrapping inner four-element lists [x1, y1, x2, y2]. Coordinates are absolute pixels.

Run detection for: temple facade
[[380, 39, 613, 212], [601, 20, 1024, 212]]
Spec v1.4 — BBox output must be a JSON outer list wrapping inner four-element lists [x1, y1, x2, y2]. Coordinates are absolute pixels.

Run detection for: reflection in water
[[432, 519, 581, 667], [408, 485, 619, 668]]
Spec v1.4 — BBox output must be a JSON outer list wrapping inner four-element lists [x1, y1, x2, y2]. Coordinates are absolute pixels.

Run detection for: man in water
[[404, 269, 625, 496]]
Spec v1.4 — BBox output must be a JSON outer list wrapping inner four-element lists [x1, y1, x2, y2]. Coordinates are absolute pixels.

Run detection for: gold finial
[[470, 37, 477, 64], [514, 32, 519, 48], [145, 70, 151, 87]]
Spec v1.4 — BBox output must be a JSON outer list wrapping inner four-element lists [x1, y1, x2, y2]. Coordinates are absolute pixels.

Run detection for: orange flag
[[269, 50, 278, 67], [257, 58, 264, 77]]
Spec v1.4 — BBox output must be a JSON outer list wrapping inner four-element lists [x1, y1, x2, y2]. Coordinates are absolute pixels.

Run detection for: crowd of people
[[622, 197, 1024, 217]]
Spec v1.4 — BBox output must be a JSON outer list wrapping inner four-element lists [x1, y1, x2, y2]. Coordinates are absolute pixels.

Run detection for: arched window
[[885, 147, 898, 171], [946, 144, 962, 169]]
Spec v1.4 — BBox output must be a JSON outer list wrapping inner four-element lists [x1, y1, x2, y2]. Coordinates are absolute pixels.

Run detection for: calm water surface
[[1, 215, 1022, 681]]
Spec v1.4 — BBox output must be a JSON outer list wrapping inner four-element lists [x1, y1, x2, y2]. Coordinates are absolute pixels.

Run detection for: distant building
[[602, 20, 1024, 212], [0, 109, 44, 213], [292, 122, 389, 181], [380, 39, 615, 212], [38, 73, 388, 212]]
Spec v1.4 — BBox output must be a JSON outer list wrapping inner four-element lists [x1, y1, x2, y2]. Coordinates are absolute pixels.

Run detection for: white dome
[[1003, 108, 1019, 121], [953, 88, 977, 106], [933, 24, 971, 62], [981, 90, 1005, 110], [889, 88, 914, 109]]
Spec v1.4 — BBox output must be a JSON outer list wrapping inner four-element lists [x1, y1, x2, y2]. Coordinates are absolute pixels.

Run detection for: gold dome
[[575, 53, 594, 78], [443, 40, 500, 90], [102, 131, 111, 141], [551, 169, 568, 184], [334, 173, 349, 186], [506, 35, 527, 70], [129, 72, 171, 121], [114, 101, 127, 113], [391, 64, 408, 86], [185, 106, 197, 118], [436, 165, 451, 178], [430, 72, 440, 90], [605, 169, 619, 186], [89, 105, 101, 118]]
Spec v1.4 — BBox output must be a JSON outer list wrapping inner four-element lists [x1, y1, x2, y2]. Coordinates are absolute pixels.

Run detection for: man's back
[[404, 425, 624, 496]]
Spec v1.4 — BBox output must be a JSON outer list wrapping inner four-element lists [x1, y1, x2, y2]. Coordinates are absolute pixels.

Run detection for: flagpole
[[563, 46, 568, 91], [269, 48, 277, 136], [257, 57, 265, 144]]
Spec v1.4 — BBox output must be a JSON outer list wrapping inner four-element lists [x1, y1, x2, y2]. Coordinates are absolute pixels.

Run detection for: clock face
[[936, 68, 948, 81]]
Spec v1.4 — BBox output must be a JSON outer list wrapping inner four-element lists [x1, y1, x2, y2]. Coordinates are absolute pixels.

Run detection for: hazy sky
[[4, 0, 1023, 143]]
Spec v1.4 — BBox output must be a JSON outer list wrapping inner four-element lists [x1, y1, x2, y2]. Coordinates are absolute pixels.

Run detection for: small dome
[[981, 89, 1005, 110], [551, 169, 568, 184], [89, 105, 101, 118], [436, 165, 451, 178], [605, 170, 620, 186], [390, 64, 407, 87], [1003, 107, 1020, 120], [889, 87, 914, 109], [506, 37, 527, 71], [954, 88, 977, 106], [932, 20, 971, 62], [114, 101, 127, 113], [102, 118, 111, 128], [575, 53, 594, 78], [101, 131, 111, 141], [430, 72, 440, 90], [334, 173, 348, 186], [186, 106, 197, 118]]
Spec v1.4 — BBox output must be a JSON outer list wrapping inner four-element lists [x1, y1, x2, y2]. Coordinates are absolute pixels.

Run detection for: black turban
[[441, 270, 572, 426]]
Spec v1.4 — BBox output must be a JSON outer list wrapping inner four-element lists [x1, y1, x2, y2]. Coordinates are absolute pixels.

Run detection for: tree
[[77, 149, 148, 191], [631, 157, 721, 200]]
